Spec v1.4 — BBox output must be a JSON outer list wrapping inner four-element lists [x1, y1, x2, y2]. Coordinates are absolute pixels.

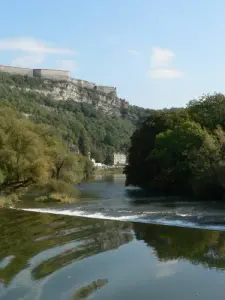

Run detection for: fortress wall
[[96, 86, 116, 94], [33, 69, 70, 81], [72, 78, 96, 89], [72, 79, 116, 94], [0, 65, 33, 77], [0, 64, 129, 108], [82, 80, 96, 89]]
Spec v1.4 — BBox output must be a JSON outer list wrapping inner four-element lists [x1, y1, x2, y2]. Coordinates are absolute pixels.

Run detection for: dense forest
[[0, 72, 145, 164], [125, 93, 225, 200]]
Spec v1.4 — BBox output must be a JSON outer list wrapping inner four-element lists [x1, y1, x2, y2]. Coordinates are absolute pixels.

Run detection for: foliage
[[125, 108, 189, 188], [0, 105, 93, 199], [125, 94, 225, 199], [0, 71, 136, 163]]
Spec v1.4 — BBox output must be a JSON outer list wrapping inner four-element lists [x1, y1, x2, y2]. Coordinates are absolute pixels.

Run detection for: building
[[90, 157, 107, 169], [0, 64, 129, 108], [0, 65, 33, 77], [33, 68, 70, 81], [113, 153, 126, 166]]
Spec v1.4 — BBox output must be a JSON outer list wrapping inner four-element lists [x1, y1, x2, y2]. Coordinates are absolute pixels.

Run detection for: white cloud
[[0, 37, 75, 54], [155, 260, 178, 278], [151, 47, 174, 69], [149, 47, 183, 79], [149, 69, 184, 79], [11, 54, 45, 68], [56, 60, 76, 72], [128, 49, 140, 56]]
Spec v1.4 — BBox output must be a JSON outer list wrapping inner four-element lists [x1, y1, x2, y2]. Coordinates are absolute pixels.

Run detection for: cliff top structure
[[0, 64, 120, 96], [0, 64, 129, 111]]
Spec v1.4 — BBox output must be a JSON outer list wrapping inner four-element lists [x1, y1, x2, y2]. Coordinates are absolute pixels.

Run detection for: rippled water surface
[[24, 174, 225, 230], [1, 175, 225, 299]]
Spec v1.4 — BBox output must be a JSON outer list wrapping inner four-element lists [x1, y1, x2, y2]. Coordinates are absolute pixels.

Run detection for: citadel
[[0, 65, 129, 110]]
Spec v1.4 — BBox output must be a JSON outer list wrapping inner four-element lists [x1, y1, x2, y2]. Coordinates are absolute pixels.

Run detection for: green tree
[[125, 108, 189, 188], [151, 121, 222, 196]]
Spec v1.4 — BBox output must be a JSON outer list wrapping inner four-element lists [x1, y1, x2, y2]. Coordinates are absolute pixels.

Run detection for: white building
[[113, 153, 126, 166], [90, 157, 107, 169]]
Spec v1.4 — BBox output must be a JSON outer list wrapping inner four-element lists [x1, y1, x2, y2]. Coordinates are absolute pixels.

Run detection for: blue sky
[[1, 0, 225, 109]]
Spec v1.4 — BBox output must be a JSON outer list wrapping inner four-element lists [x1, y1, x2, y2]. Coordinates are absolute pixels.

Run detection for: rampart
[[0, 65, 33, 77], [0, 64, 129, 107], [33, 69, 70, 81], [72, 78, 96, 89], [96, 85, 116, 94]]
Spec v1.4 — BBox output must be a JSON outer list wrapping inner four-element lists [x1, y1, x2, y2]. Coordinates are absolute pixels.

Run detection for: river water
[[1, 175, 225, 299], [24, 174, 225, 231]]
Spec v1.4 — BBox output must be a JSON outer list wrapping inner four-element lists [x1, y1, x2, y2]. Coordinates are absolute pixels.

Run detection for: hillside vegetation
[[125, 93, 225, 200], [0, 72, 140, 164]]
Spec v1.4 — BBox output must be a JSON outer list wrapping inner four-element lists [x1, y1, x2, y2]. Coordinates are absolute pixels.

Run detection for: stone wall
[[0, 65, 33, 77], [33, 69, 70, 81], [72, 78, 96, 89], [96, 85, 116, 94], [0, 65, 119, 97], [0, 64, 129, 111]]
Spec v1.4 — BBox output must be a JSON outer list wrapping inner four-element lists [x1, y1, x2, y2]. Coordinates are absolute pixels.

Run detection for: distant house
[[113, 153, 126, 166], [90, 157, 107, 169]]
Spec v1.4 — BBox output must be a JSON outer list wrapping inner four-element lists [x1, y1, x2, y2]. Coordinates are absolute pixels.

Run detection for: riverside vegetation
[[2, 71, 225, 202], [0, 71, 147, 206], [0, 71, 139, 164], [0, 104, 93, 207], [125, 93, 225, 200]]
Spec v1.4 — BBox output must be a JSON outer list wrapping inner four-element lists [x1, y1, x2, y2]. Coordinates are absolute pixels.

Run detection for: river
[[24, 174, 225, 230], [1, 174, 225, 299]]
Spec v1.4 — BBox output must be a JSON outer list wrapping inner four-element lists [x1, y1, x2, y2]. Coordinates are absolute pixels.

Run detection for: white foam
[[21, 208, 145, 222], [19, 208, 225, 231]]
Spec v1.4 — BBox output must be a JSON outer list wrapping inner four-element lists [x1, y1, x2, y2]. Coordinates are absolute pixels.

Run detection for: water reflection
[[2, 209, 225, 299], [0, 209, 132, 286], [133, 222, 225, 270]]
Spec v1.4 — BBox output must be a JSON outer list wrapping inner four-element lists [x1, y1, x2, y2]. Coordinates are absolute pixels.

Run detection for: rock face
[[24, 79, 129, 115], [0, 65, 129, 114]]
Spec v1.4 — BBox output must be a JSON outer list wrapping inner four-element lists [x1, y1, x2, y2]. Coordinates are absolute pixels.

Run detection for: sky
[[1, 0, 225, 109]]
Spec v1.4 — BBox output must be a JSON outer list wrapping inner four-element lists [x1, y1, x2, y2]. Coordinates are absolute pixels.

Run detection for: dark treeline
[[125, 93, 225, 200]]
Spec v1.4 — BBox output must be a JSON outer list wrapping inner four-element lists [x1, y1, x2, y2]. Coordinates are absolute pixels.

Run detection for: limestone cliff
[[22, 79, 128, 115], [0, 65, 129, 115]]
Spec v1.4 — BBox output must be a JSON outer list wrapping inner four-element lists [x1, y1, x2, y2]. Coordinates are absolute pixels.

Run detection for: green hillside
[[0, 72, 141, 164]]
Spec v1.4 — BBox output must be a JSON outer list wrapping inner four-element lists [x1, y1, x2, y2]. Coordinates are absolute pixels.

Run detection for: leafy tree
[[125, 108, 189, 188], [125, 97, 225, 199], [188, 93, 225, 130], [0, 105, 93, 195], [151, 121, 222, 196]]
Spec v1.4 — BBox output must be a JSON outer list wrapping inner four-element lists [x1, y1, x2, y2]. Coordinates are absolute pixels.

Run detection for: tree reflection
[[133, 222, 225, 270], [0, 209, 133, 285]]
